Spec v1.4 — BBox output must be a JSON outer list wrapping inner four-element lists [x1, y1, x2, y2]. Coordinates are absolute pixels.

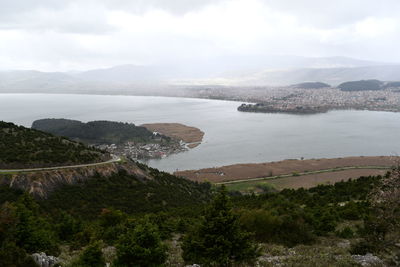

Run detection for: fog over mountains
[[1, 56, 400, 94]]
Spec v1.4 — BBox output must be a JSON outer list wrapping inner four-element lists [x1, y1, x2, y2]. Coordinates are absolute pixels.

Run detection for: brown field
[[141, 123, 204, 148], [175, 156, 399, 183], [266, 169, 387, 190]]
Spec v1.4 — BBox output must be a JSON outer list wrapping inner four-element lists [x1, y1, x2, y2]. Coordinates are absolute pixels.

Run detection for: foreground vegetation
[[0, 121, 107, 169], [1, 120, 398, 266], [1, 167, 399, 266]]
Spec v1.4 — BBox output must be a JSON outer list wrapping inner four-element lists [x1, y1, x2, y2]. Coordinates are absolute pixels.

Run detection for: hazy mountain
[[0, 56, 399, 93], [214, 56, 383, 75], [76, 64, 173, 83], [0, 70, 85, 93], [208, 65, 400, 86]]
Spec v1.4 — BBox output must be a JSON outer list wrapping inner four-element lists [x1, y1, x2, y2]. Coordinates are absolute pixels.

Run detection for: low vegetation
[[1, 169, 398, 266]]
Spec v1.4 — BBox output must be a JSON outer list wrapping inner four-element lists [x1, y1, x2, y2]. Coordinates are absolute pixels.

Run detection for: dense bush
[[40, 169, 211, 218], [239, 209, 314, 247], [69, 241, 105, 267], [182, 186, 259, 266], [115, 220, 167, 267]]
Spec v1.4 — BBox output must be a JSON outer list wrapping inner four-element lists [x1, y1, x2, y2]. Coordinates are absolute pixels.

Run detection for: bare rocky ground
[[165, 236, 386, 267], [31, 234, 386, 267]]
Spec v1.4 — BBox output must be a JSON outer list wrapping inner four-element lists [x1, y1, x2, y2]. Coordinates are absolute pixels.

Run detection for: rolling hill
[[0, 121, 108, 169], [31, 119, 170, 145]]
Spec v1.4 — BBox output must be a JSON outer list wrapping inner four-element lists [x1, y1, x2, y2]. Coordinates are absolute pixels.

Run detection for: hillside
[[0, 121, 108, 169], [39, 163, 212, 216], [32, 119, 169, 145], [384, 81, 400, 88], [338, 79, 384, 91], [1, 168, 397, 266], [0, 160, 211, 213], [291, 82, 331, 89]]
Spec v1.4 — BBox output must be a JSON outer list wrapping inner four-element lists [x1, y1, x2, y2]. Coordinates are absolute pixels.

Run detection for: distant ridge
[[0, 56, 400, 93], [291, 82, 331, 89]]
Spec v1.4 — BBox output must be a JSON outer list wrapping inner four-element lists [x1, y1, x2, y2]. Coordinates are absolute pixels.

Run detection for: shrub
[[336, 226, 354, 239], [115, 220, 167, 267], [182, 186, 259, 266], [69, 241, 105, 267]]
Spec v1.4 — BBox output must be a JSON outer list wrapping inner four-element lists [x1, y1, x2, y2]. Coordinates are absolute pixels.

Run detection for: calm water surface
[[1, 93, 400, 172]]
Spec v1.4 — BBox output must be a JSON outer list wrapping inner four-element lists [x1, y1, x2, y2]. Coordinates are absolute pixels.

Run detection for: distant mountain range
[[224, 65, 400, 86], [1, 56, 400, 94]]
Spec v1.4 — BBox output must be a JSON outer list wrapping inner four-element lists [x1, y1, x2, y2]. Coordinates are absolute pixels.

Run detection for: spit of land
[[141, 123, 204, 148], [175, 156, 398, 189]]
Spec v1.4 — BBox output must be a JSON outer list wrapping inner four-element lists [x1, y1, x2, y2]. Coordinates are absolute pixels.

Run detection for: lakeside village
[[95, 131, 188, 160]]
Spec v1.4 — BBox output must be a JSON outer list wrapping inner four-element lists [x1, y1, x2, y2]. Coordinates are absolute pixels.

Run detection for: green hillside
[[0, 121, 108, 169], [40, 163, 212, 217], [1, 171, 398, 266], [32, 118, 170, 145]]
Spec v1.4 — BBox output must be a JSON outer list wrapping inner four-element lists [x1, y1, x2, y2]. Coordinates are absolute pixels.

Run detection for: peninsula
[[32, 119, 204, 160], [141, 123, 204, 148]]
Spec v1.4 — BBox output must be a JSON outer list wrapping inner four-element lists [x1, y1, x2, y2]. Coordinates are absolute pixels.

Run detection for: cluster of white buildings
[[96, 140, 187, 160], [191, 86, 400, 112]]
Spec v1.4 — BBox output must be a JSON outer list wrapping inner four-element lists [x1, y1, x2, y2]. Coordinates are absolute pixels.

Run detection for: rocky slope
[[0, 162, 149, 198]]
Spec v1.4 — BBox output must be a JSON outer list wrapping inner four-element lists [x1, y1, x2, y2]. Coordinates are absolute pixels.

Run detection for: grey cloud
[[101, 0, 225, 14], [2, 0, 398, 33], [0, 0, 220, 34], [0, 0, 399, 71], [0, 1, 114, 34], [262, 0, 400, 28]]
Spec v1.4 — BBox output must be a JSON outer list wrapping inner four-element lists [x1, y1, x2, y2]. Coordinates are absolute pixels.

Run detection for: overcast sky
[[1, 0, 399, 71]]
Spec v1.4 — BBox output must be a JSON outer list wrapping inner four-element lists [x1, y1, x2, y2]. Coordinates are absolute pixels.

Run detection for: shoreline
[[175, 156, 399, 184], [2, 92, 400, 114]]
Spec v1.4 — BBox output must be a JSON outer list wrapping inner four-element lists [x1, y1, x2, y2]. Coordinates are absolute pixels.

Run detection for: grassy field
[[223, 166, 389, 193]]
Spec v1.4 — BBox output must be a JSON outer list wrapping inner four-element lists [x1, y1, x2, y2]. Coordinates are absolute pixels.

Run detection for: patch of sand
[[141, 123, 204, 148], [175, 156, 399, 183]]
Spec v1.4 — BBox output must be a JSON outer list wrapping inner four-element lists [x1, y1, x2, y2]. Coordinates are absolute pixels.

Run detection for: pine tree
[[115, 220, 167, 267], [74, 241, 105, 267], [182, 186, 259, 266]]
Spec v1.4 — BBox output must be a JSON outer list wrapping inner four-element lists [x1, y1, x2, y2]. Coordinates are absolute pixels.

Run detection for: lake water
[[1, 93, 400, 172]]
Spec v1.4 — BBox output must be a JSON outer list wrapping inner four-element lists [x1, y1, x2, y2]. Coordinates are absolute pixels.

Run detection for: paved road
[[0, 155, 121, 174]]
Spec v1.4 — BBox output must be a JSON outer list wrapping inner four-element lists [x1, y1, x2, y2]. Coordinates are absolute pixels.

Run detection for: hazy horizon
[[2, 0, 400, 72]]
